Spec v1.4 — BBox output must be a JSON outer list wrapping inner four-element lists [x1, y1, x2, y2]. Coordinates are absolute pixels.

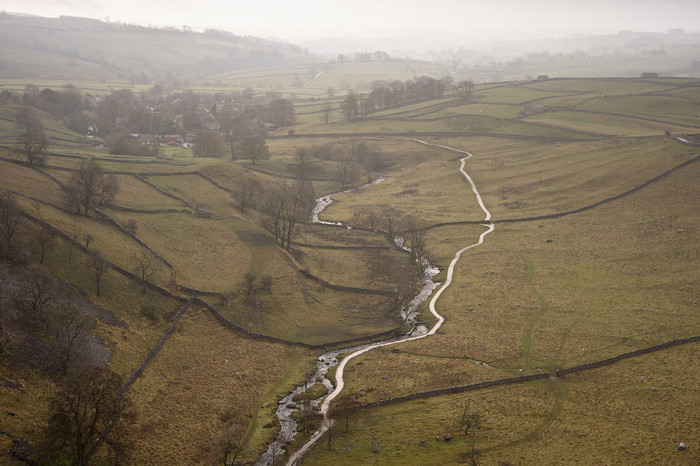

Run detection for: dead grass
[[323, 142, 484, 227], [305, 342, 699, 465], [216, 271, 399, 345], [127, 307, 291, 465], [304, 382, 555, 465], [104, 211, 252, 292], [294, 247, 414, 291], [295, 224, 392, 248], [524, 110, 693, 136], [3, 76, 700, 464], [145, 174, 237, 218], [110, 174, 186, 210], [430, 158, 699, 369], [339, 347, 506, 406], [463, 136, 695, 219], [0, 159, 65, 203], [12, 197, 173, 285]]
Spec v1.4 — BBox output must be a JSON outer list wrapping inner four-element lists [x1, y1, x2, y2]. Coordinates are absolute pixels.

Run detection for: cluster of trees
[[10, 82, 296, 159], [229, 176, 316, 251], [0, 195, 135, 464], [0, 193, 27, 261], [19, 84, 85, 132], [192, 97, 294, 160], [295, 141, 384, 189], [340, 77, 475, 119], [1, 194, 62, 266], [41, 366, 134, 465], [192, 132, 271, 163], [232, 136, 270, 163], [0, 203, 132, 463], [1, 160, 118, 273], [14, 105, 49, 166], [1, 263, 94, 374], [265, 98, 296, 126], [351, 207, 427, 263], [106, 134, 160, 157], [262, 181, 316, 250], [63, 159, 120, 216]]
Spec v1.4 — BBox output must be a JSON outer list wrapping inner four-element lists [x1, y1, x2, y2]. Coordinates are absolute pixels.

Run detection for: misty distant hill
[[0, 13, 316, 81], [302, 30, 700, 80]]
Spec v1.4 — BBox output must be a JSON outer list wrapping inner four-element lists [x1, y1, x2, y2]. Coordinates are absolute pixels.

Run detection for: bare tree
[[36, 225, 56, 264], [63, 159, 119, 216], [92, 253, 109, 296], [352, 142, 383, 181], [0, 193, 24, 260], [260, 275, 273, 294], [23, 264, 57, 335], [234, 137, 270, 164], [243, 271, 257, 296], [341, 91, 358, 120], [281, 182, 315, 250], [234, 178, 261, 213], [366, 209, 379, 230], [135, 251, 158, 293], [83, 233, 94, 249], [334, 395, 360, 430], [15, 105, 48, 166], [382, 207, 401, 240], [456, 80, 474, 101], [464, 437, 481, 466], [32, 202, 56, 263], [294, 147, 310, 166], [320, 103, 333, 125], [270, 441, 282, 465], [212, 423, 250, 465], [41, 367, 133, 465], [297, 399, 315, 435], [359, 95, 376, 118], [53, 298, 93, 374], [263, 181, 315, 250], [354, 207, 380, 230], [123, 218, 138, 235], [334, 152, 361, 191], [404, 216, 427, 262], [266, 98, 296, 126], [263, 187, 285, 244], [458, 403, 482, 438], [193, 131, 229, 158]]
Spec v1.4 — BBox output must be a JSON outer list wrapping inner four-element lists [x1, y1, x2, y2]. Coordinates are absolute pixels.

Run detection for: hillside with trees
[[0, 61, 698, 464], [0, 13, 315, 81]]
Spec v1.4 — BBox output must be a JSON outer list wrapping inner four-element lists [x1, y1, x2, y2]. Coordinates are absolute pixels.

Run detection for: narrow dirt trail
[[286, 141, 494, 465]]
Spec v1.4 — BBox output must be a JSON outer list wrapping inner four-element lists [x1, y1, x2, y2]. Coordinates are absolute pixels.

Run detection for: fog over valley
[[0, 1, 698, 465], [4, 0, 700, 59]]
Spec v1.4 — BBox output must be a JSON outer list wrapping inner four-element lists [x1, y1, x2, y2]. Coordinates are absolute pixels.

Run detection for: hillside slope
[[0, 13, 315, 81]]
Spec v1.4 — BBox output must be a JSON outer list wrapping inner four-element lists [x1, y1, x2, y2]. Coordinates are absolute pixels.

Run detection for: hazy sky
[[4, 0, 700, 41]]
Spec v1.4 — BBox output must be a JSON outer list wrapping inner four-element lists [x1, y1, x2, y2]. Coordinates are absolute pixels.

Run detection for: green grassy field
[[522, 110, 692, 136], [1, 74, 699, 465], [305, 343, 699, 465]]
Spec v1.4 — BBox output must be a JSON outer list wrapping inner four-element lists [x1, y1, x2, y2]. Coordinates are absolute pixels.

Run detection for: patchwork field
[[1, 75, 698, 465]]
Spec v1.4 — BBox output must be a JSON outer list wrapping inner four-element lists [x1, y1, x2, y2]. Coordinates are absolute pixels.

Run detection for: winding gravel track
[[286, 141, 494, 465]]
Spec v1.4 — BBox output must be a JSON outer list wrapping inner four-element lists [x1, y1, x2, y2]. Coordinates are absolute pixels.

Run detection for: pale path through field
[[286, 140, 494, 465]]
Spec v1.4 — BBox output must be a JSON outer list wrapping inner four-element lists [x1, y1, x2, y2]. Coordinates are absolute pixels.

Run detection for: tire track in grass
[[522, 256, 550, 369], [474, 378, 569, 457], [516, 257, 570, 458]]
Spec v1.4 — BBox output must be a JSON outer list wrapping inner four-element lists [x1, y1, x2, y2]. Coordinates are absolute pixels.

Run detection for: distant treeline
[[341, 76, 473, 119]]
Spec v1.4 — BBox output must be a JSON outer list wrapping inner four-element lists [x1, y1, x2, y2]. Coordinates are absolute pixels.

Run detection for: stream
[[256, 172, 436, 465], [256, 143, 493, 466]]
